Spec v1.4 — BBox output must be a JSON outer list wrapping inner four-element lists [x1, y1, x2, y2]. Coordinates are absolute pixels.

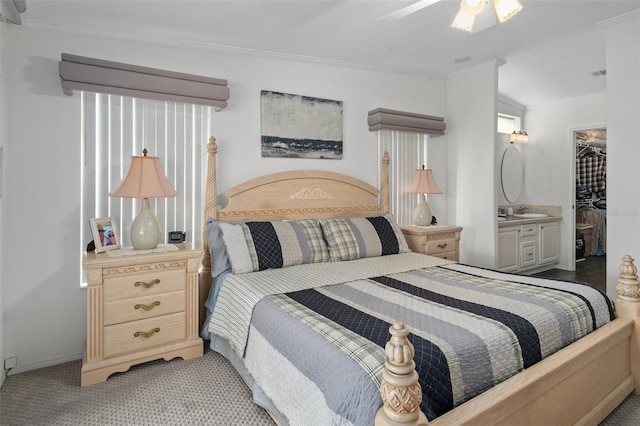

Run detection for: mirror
[[501, 144, 523, 203]]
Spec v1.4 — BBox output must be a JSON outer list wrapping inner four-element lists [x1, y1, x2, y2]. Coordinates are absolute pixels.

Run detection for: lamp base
[[130, 198, 161, 250], [414, 194, 432, 226]]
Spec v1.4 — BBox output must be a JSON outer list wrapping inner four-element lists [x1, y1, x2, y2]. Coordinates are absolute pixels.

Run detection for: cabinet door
[[498, 227, 519, 272], [539, 222, 560, 264], [519, 238, 538, 268]]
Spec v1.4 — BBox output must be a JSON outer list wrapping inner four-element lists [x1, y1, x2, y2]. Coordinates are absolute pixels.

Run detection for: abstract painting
[[261, 90, 343, 159]]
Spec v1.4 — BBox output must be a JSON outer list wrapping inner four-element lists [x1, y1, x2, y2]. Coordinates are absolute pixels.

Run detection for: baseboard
[[6, 352, 83, 377]]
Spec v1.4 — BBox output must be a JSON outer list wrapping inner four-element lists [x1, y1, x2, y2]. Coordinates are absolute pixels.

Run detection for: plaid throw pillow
[[219, 219, 329, 274], [319, 214, 410, 261]]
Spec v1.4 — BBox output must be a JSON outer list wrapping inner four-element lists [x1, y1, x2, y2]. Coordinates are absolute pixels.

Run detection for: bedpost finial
[[208, 136, 218, 153], [620, 255, 637, 276], [385, 322, 414, 372], [617, 255, 640, 302], [377, 321, 428, 425]]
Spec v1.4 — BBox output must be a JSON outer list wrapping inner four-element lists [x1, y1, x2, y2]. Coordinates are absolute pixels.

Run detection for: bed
[[199, 136, 640, 425]]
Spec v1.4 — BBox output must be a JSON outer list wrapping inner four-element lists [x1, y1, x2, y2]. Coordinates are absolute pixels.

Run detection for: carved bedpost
[[199, 136, 218, 328], [376, 322, 429, 426], [614, 255, 640, 394], [381, 151, 390, 214], [617, 255, 640, 301]]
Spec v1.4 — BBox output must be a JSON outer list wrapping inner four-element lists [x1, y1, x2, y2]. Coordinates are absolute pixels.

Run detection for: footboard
[[377, 255, 640, 425]]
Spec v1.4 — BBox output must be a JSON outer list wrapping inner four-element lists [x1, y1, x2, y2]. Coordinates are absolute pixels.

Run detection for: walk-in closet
[[575, 129, 606, 262]]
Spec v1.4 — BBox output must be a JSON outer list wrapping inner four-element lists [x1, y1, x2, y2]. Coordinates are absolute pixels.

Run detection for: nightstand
[[81, 243, 203, 386], [401, 226, 463, 261]]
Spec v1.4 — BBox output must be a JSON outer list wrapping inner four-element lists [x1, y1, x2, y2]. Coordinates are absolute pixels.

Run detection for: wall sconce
[[510, 131, 528, 143], [405, 166, 443, 226]]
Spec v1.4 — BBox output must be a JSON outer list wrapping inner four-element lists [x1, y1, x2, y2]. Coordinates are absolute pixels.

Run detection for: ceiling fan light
[[461, 0, 485, 15], [452, 10, 475, 32], [492, 0, 522, 23]]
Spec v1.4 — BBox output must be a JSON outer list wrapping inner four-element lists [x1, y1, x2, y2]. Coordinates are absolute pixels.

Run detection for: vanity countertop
[[498, 215, 562, 227]]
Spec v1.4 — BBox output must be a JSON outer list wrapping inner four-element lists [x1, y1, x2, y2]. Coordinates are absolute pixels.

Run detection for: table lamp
[[405, 165, 442, 226], [109, 149, 178, 250]]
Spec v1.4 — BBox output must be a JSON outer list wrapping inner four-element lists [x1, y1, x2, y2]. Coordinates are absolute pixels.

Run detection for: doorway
[[574, 128, 606, 274]]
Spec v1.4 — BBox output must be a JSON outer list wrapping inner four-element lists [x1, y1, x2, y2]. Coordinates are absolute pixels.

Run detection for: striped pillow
[[219, 219, 329, 274], [319, 214, 410, 261]]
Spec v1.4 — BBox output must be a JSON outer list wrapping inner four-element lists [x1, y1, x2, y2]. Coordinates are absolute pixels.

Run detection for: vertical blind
[[81, 92, 212, 255], [375, 130, 429, 226]]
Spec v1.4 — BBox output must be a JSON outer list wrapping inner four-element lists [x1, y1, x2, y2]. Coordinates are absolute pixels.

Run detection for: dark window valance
[[59, 53, 230, 109], [368, 108, 445, 136]]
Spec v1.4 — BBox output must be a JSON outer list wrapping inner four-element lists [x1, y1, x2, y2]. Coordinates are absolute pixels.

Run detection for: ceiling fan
[[379, 0, 523, 34]]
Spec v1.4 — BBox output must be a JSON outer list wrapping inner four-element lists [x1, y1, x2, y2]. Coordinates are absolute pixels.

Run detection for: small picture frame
[[90, 217, 121, 253]]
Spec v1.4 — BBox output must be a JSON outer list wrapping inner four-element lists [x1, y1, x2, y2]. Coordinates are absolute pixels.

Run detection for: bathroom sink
[[514, 213, 548, 218]]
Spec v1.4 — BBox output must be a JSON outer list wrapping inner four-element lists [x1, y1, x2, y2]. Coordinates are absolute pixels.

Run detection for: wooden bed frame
[[200, 136, 640, 425]]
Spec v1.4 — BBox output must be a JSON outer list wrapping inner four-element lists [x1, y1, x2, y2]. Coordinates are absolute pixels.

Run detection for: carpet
[[0, 348, 272, 425], [1, 346, 638, 425]]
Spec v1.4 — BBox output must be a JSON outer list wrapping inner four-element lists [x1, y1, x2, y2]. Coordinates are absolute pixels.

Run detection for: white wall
[[446, 62, 499, 268], [524, 94, 607, 271], [604, 12, 640, 300], [2, 25, 448, 372]]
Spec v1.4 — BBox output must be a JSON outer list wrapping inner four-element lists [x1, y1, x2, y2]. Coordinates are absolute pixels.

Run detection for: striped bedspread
[[208, 254, 613, 425]]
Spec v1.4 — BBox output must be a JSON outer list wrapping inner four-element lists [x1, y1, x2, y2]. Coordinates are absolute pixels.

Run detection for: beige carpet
[[1, 346, 638, 425], [0, 347, 272, 425]]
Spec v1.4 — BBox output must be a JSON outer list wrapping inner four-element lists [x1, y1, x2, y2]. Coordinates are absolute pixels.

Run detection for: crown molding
[[22, 18, 444, 79], [596, 8, 640, 28]]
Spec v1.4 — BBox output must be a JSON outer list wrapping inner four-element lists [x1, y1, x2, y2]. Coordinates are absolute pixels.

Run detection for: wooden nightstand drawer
[[82, 243, 203, 386], [104, 269, 185, 302], [425, 238, 456, 255], [104, 290, 186, 326], [104, 312, 186, 358], [401, 226, 463, 262], [430, 251, 457, 261]]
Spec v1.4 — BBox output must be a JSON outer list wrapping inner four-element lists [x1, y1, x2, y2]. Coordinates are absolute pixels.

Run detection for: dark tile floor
[[532, 255, 606, 293]]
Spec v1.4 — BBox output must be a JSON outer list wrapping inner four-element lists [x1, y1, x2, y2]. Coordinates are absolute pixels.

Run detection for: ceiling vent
[[592, 69, 607, 77]]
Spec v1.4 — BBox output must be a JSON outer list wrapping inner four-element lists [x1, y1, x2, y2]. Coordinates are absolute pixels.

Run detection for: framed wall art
[[260, 90, 343, 159], [89, 216, 121, 253]]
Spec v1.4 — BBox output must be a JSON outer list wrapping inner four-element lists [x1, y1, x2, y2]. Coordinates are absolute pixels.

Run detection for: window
[[81, 92, 211, 284], [497, 113, 521, 134], [375, 130, 429, 226]]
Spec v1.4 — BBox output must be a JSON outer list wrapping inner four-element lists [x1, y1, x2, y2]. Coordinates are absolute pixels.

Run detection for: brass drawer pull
[[437, 243, 448, 249], [134, 278, 160, 289], [134, 301, 161, 311], [134, 327, 160, 338]]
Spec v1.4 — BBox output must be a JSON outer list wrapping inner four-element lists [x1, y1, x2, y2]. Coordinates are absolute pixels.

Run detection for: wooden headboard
[[199, 136, 390, 323]]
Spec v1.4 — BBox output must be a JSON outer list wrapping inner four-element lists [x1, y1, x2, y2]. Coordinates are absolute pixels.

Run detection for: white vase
[[130, 198, 161, 250], [414, 194, 432, 226]]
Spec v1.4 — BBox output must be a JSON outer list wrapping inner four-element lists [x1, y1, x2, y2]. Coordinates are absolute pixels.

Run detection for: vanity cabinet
[[539, 222, 560, 264], [518, 223, 539, 269], [498, 221, 559, 273], [498, 227, 519, 272]]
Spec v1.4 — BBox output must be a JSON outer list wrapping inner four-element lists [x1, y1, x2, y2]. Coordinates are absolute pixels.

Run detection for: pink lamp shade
[[109, 150, 178, 198], [406, 166, 442, 226], [109, 149, 177, 250], [406, 167, 443, 195]]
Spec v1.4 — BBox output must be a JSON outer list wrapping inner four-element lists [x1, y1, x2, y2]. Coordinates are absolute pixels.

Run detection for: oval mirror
[[501, 144, 523, 203]]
